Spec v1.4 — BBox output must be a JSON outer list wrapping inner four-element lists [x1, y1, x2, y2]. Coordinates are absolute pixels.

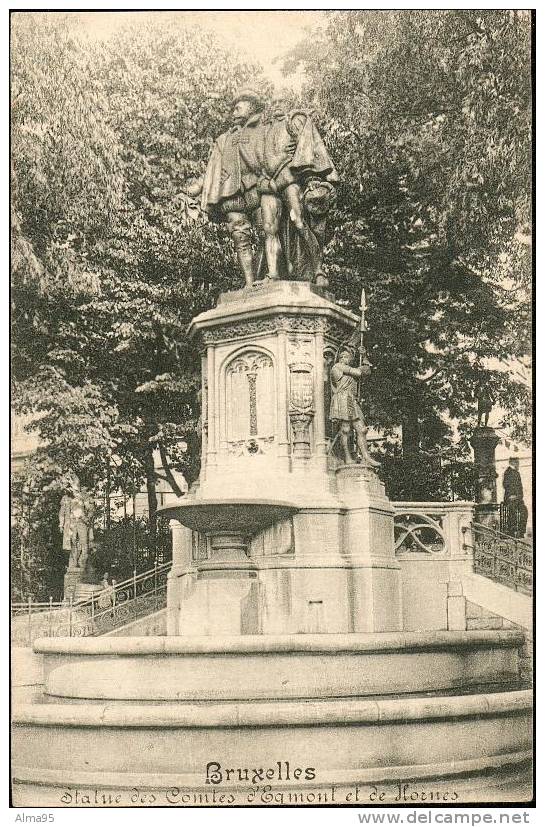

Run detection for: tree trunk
[[158, 442, 185, 497], [402, 412, 420, 459]]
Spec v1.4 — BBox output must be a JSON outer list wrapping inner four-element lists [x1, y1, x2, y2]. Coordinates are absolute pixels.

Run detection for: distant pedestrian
[[97, 572, 113, 610], [502, 458, 528, 538]]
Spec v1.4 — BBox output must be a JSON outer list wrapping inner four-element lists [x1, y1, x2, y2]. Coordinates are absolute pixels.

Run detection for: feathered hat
[[232, 87, 265, 112]]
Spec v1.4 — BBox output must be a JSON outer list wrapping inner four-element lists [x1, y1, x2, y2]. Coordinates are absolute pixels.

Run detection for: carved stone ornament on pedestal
[[288, 361, 315, 459], [225, 350, 275, 457]]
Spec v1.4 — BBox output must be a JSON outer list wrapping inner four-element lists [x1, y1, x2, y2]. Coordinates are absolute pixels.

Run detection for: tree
[[11, 11, 129, 513], [12, 10, 532, 525], [11, 13, 265, 548], [283, 10, 532, 476]]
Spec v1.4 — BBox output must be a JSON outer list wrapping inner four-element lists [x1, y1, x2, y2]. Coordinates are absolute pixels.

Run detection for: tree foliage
[[12, 10, 532, 525], [283, 10, 532, 456], [12, 13, 262, 515]]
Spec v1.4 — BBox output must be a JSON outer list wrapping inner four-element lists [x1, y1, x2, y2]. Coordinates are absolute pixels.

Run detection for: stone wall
[[466, 600, 532, 683], [105, 608, 166, 637]]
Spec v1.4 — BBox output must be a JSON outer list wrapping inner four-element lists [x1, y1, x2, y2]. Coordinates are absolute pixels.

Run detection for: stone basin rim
[[157, 498, 299, 534], [33, 629, 525, 656], [12, 688, 533, 728]]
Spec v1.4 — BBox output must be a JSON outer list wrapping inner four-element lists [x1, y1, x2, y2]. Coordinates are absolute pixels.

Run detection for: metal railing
[[463, 522, 533, 595], [11, 560, 172, 647], [499, 500, 529, 539]]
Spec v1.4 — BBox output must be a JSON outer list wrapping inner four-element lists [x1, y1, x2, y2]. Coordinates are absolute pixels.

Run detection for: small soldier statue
[[475, 375, 495, 427], [329, 340, 379, 467]]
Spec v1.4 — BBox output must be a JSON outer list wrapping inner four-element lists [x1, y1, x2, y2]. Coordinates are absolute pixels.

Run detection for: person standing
[[502, 457, 528, 538], [198, 88, 268, 285]]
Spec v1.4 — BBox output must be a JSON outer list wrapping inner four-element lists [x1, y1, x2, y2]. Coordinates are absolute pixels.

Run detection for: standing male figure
[[475, 376, 495, 427], [199, 88, 283, 285], [259, 97, 338, 282], [59, 476, 95, 572], [502, 457, 528, 538], [329, 344, 379, 467]]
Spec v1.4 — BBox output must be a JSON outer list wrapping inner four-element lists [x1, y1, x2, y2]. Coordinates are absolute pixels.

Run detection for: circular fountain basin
[[35, 630, 525, 702], [14, 631, 532, 804], [12, 686, 532, 805], [159, 498, 298, 535]]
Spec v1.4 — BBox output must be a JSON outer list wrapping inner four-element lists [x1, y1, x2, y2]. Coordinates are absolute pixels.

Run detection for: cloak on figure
[[200, 131, 245, 219], [201, 112, 338, 280], [261, 113, 338, 280]]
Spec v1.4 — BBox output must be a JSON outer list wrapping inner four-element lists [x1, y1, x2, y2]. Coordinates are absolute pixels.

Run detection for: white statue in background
[[59, 475, 95, 571]]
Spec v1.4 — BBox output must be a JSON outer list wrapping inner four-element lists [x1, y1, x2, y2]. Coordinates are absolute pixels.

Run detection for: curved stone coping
[[159, 499, 299, 534], [394, 500, 474, 511], [12, 749, 533, 792], [34, 629, 525, 656], [13, 688, 532, 728]]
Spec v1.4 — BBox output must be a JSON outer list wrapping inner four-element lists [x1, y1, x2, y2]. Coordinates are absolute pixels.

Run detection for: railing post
[[49, 596, 53, 638], [27, 595, 32, 648], [133, 568, 137, 617], [154, 561, 158, 612], [514, 538, 520, 591], [111, 579, 116, 622], [69, 597, 74, 637]]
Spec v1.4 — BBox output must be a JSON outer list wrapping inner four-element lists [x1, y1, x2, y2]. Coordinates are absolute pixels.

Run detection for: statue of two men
[[192, 88, 338, 287]]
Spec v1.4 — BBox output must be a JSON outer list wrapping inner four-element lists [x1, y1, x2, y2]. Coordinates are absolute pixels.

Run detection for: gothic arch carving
[[220, 347, 276, 457]]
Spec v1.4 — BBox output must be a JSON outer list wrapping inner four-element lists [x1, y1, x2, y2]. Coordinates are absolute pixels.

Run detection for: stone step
[[12, 753, 533, 806], [12, 688, 532, 805]]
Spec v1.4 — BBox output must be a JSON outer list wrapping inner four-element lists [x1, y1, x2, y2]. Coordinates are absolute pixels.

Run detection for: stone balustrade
[[393, 500, 474, 560], [392, 501, 474, 632]]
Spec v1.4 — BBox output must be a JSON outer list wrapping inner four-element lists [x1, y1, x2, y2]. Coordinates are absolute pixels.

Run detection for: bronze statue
[[329, 342, 379, 467], [258, 95, 337, 284], [475, 376, 494, 427], [191, 88, 338, 287]]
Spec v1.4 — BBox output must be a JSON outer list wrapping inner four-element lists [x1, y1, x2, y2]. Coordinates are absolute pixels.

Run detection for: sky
[[76, 10, 328, 90]]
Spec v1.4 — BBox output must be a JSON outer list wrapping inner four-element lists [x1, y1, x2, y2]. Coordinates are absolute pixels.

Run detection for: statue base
[[161, 281, 402, 636], [167, 464, 402, 637], [63, 567, 83, 602], [471, 425, 500, 504]]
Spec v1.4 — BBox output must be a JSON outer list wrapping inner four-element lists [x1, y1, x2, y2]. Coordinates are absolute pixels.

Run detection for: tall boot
[[229, 214, 255, 287], [236, 247, 255, 287], [356, 430, 380, 468]]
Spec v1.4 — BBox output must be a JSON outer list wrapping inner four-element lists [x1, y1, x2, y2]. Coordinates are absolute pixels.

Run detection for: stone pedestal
[[189, 279, 357, 498], [471, 426, 501, 529], [63, 567, 83, 602], [475, 501, 500, 529], [161, 281, 402, 636], [471, 426, 500, 504]]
